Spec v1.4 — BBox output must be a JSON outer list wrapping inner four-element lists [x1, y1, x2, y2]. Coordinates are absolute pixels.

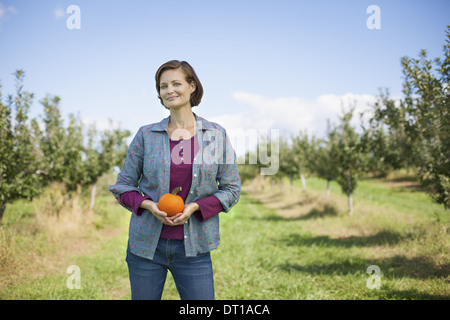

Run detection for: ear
[[190, 81, 196, 94]]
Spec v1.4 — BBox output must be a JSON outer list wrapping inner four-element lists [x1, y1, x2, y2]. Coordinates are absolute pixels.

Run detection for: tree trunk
[[90, 183, 97, 210], [290, 179, 295, 193], [72, 184, 82, 209], [348, 192, 353, 216], [0, 199, 8, 224], [300, 173, 307, 191], [346, 169, 353, 215], [326, 180, 330, 198]]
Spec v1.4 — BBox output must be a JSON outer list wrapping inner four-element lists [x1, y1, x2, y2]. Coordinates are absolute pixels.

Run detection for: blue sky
[[1, 0, 449, 154]]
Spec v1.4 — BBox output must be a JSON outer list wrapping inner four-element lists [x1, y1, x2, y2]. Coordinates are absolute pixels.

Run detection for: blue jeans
[[126, 239, 215, 300]]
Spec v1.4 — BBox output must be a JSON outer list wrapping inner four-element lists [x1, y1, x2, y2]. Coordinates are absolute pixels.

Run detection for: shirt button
[[184, 235, 187, 239], [193, 174, 197, 178], [190, 191, 193, 194]]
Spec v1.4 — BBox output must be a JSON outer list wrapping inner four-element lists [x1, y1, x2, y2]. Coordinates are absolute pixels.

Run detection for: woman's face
[[159, 68, 196, 110]]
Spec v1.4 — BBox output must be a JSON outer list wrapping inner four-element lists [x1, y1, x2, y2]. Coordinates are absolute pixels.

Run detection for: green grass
[[296, 176, 449, 222], [0, 197, 130, 299], [221, 175, 449, 299], [211, 192, 448, 299], [1, 173, 449, 299]]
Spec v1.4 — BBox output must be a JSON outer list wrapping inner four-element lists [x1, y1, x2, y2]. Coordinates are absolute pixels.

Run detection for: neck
[[169, 107, 196, 129]]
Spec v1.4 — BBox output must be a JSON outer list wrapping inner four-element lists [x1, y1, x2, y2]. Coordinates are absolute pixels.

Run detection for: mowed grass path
[[1, 175, 449, 299], [215, 177, 449, 300]]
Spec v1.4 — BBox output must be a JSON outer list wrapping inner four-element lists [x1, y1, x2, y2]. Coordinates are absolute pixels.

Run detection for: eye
[[174, 82, 181, 86], [160, 84, 167, 89]]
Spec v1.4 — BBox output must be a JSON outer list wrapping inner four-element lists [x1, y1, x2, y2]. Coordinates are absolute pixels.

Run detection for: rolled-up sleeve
[[109, 127, 145, 212], [194, 194, 223, 221], [120, 191, 152, 216], [213, 129, 241, 213]]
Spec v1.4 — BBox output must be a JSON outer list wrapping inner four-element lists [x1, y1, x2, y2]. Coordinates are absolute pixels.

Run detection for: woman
[[109, 60, 241, 300]]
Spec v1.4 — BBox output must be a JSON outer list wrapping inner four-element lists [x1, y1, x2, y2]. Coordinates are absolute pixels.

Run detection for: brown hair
[[155, 60, 203, 108]]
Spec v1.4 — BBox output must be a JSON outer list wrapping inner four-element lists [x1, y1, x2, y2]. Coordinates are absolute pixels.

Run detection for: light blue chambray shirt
[[109, 114, 241, 259]]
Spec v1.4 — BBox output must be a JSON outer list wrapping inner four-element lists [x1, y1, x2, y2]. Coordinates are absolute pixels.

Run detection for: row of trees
[[241, 25, 449, 214], [2, 26, 448, 220], [0, 70, 130, 222]]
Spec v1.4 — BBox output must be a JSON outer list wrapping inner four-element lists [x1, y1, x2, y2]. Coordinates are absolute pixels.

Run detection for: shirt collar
[[149, 112, 215, 132]]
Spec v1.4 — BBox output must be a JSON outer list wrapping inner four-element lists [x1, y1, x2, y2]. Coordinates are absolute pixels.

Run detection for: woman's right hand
[[140, 199, 174, 225]]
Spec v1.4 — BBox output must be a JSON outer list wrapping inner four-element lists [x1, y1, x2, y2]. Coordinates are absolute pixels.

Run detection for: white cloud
[[7, 5, 17, 14], [209, 91, 377, 157], [230, 91, 376, 134], [0, 3, 17, 30], [54, 6, 65, 20]]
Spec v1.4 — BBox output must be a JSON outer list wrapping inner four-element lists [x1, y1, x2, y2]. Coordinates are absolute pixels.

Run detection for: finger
[[153, 213, 164, 222], [173, 214, 188, 224], [154, 204, 167, 217], [161, 216, 175, 225], [167, 213, 183, 221], [156, 210, 167, 217], [152, 210, 171, 224]]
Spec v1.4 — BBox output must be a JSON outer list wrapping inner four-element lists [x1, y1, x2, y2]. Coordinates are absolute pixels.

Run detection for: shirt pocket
[[199, 150, 219, 177], [200, 162, 219, 177], [143, 156, 162, 185]]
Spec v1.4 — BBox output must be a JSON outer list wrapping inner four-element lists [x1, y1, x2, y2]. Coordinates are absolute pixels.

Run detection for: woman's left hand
[[169, 202, 199, 225]]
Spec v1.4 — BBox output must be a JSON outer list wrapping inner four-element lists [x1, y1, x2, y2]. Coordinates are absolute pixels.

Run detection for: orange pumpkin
[[158, 187, 185, 217]]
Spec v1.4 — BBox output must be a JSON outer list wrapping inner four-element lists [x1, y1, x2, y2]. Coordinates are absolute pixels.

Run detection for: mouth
[[167, 96, 178, 101]]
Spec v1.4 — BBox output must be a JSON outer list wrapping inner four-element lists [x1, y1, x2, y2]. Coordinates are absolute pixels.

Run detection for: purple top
[[120, 134, 224, 239]]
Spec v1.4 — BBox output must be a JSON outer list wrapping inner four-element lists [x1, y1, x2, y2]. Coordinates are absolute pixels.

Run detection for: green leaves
[[0, 70, 131, 221], [239, 25, 450, 213], [329, 106, 367, 196], [36, 98, 131, 192], [371, 25, 450, 209], [0, 70, 42, 220]]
